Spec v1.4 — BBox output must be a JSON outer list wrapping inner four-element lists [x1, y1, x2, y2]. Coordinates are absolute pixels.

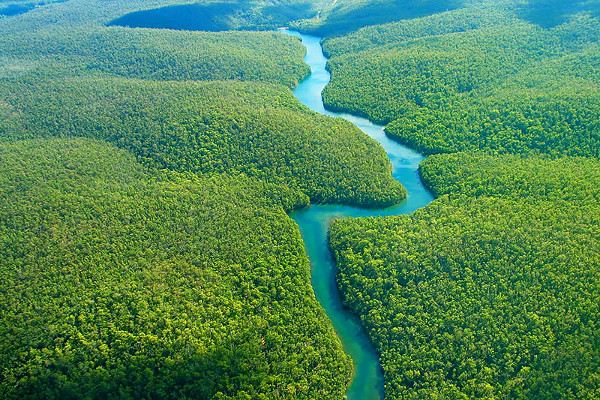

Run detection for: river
[[281, 30, 435, 399]]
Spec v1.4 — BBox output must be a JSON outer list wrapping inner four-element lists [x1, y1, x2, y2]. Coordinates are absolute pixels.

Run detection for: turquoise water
[[282, 30, 435, 399]]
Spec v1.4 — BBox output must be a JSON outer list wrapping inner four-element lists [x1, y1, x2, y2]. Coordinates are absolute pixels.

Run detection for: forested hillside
[[2, 0, 600, 398], [324, 1, 600, 399], [0, 0, 404, 398], [0, 28, 310, 87], [331, 154, 600, 398], [420, 152, 600, 201], [320, 0, 600, 156], [0, 77, 403, 206], [109, 0, 319, 32], [0, 138, 352, 399], [0, 0, 325, 86], [292, 0, 462, 36]]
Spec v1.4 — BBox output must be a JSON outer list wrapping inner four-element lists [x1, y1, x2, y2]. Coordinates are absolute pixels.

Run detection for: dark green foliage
[[324, 3, 600, 399], [518, 0, 600, 28], [0, 0, 65, 16], [0, 0, 320, 31], [0, 0, 408, 397], [109, 1, 315, 32], [109, 2, 251, 31], [4, 0, 600, 397], [330, 148, 600, 399], [320, 3, 600, 156], [0, 3, 32, 15], [0, 138, 352, 399], [293, 0, 463, 37], [420, 152, 600, 202], [0, 77, 404, 207], [0, 27, 310, 87], [331, 195, 600, 399], [0, 0, 313, 86], [385, 88, 600, 156], [320, 4, 515, 58]]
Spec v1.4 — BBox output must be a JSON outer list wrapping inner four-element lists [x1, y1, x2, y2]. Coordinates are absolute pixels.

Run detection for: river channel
[[283, 30, 434, 399]]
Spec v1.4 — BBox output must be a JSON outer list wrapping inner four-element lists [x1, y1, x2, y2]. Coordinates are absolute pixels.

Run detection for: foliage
[[320, 3, 600, 156], [331, 187, 600, 398], [109, 0, 316, 32], [292, 0, 463, 37], [0, 137, 353, 399], [0, 77, 404, 207], [0, 0, 323, 87], [0, 3, 32, 16], [0, 0, 66, 17], [330, 135, 600, 399], [517, 0, 600, 28], [420, 152, 600, 202], [320, 4, 515, 58], [0, 26, 310, 88], [324, 3, 600, 399], [0, 0, 407, 397], [385, 87, 600, 156], [0, 0, 323, 31], [4, 0, 600, 398]]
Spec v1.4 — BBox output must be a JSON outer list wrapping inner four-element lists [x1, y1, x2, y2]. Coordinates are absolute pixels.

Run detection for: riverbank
[[283, 30, 434, 400]]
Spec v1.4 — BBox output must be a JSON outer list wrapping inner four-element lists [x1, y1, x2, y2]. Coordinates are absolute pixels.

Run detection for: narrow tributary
[[282, 30, 435, 399]]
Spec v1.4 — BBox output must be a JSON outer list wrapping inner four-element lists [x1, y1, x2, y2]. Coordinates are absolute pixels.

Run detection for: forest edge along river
[[281, 30, 435, 399]]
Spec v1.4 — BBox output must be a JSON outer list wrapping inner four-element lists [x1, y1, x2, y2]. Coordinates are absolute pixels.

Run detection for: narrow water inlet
[[282, 30, 434, 399]]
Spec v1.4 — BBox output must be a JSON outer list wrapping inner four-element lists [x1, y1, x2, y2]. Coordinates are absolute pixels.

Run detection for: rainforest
[[0, 0, 599, 399]]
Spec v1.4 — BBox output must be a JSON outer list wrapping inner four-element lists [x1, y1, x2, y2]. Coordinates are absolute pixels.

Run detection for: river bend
[[283, 30, 434, 399]]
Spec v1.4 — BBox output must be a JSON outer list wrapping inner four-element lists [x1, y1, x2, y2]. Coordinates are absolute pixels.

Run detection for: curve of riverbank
[[282, 30, 435, 399]]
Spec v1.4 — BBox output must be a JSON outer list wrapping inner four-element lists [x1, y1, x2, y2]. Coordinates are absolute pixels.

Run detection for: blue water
[[282, 30, 434, 399]]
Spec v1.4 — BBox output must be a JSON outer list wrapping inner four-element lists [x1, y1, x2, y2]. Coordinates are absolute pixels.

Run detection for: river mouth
[[284, 30, 434, 399]]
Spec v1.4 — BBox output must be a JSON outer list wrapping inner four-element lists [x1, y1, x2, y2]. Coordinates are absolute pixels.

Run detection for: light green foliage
[[0, 0, 319, 87], [320, 2, 600, 156], [0, 138, 352, 399], [420, 152, 600, 202], [3, 0, 600, 398], [321, 4, 516, 58], [330, 153, 600, 398], [0, 0, 404, 398], [108, 0, 318, 32], [326, 3, 600, 399], [0, 77, 404, 206], [385, 82, 600, 156], [0, 27, 310, 87], [0, 0, 321, 31]]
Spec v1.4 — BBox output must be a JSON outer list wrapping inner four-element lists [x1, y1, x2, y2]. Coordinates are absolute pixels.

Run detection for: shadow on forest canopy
[[518, 0, 600, 28], [108, 1, 315, 31]]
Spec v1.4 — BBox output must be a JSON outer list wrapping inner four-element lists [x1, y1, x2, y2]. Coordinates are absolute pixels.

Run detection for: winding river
[[282, 30, 435, 399]]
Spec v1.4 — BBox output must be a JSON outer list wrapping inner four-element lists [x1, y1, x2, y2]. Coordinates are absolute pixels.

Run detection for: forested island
[[1, 0, 599, 399]]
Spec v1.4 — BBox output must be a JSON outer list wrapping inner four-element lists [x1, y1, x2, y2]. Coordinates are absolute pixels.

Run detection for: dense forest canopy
[[419, 152, 600, 202], [518, 0, 600, 27], [331, 153, 600, 398], [1, 0, 600, 399], [331, 194, 600, 399], [109, 1, 317, 32], [321, 0, 600, 399], [0, 0, 66, 17], [0, 138, 352, 399], [320, 0, 600, 156], [0, 77, 404, 206], [292, 0, 463, 36], [0, 28, 311, 87], [0, 0, 403, 398]]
